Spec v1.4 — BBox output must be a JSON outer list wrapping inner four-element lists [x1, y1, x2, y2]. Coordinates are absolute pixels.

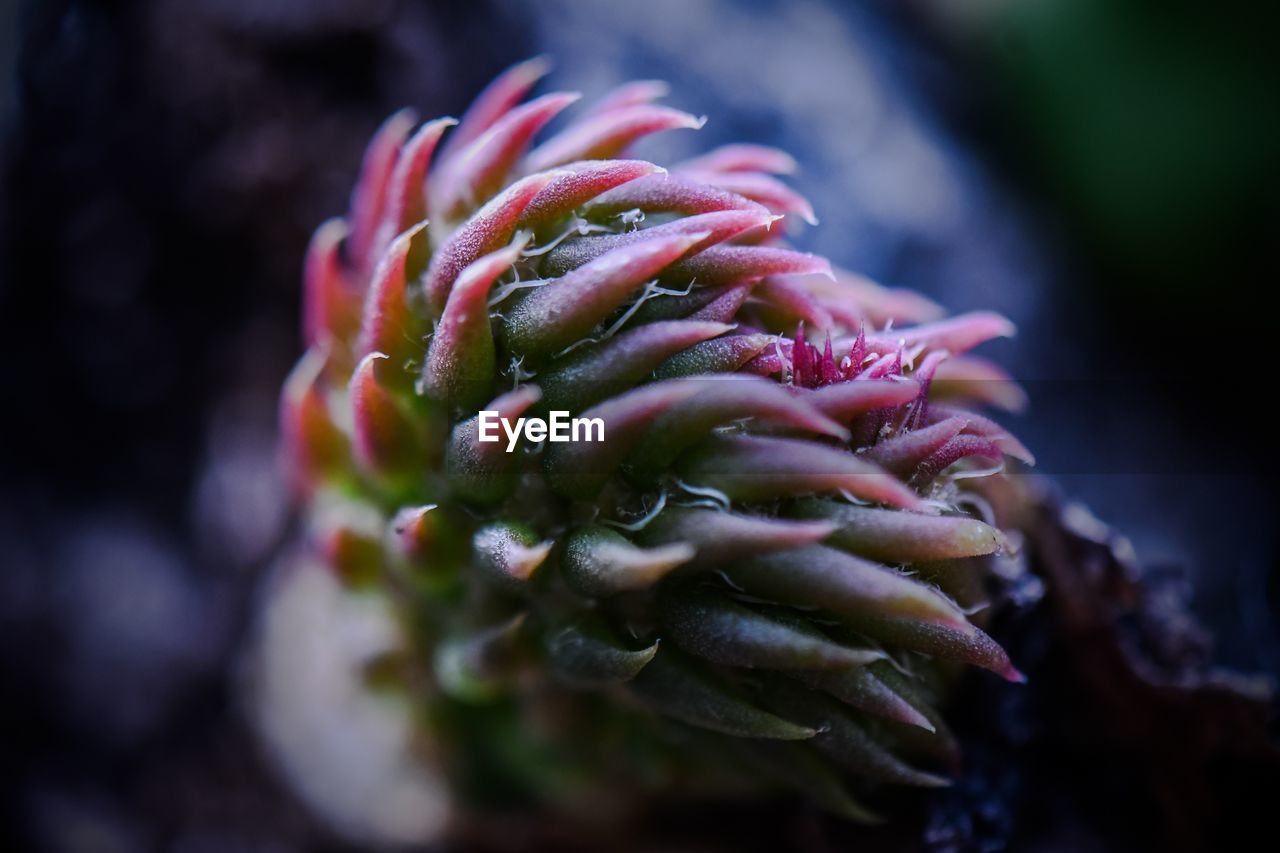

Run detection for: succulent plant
[[278, 58, 1033, 822]]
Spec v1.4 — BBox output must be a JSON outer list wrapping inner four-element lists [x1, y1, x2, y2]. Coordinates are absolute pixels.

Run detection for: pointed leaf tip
[[446, 384, 542, 504], [584, 79, 671, 118], [538, 319, 733, 412], [664, 245, 833, 286], [760, 677, 951, 787], [792, 498, 1005, 563], [437, 55, 553, 164], [502, 230, 710, 359], [355, 220, 430, 374], [349, 352, 422, 478], [542, 380, 706, 498], [563, 525, 693, 597], [678, 433, 926, 510], [424, 239, 525, 412], [625, 378, 850, 482], [280, 348, 348, 491], [725, 544, 971, 630], [541, 208, 777, 278], [348, 109, 417, 274], [638, 506, 836, 568], [544, 615, 658, 687], [435, 92, 581, 221], [302, 218, 358, 349], [661, 589, 883, 671], [425, 170, 566, 313], [791, 666, 936, 732], [377, 116, 455, 251], [676, 143, 799, 175], [526, 104, 706, 172], [435, 613, 530, 702], [473, 520, 552, 590], [628, 652, 816, 741], [518, 159, 664, 228]]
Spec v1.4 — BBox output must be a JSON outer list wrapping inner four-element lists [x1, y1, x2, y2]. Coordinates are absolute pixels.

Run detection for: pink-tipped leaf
[[526, 104, 705, 172], [501, 231, 708, 359], [424, 240, 526, 412], [425, 171, 564, 313], [677, 433, 926, 510]]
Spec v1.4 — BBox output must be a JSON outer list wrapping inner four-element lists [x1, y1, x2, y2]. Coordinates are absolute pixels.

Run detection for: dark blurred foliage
[[1, 0, 535, 517], [897, 0, 1280, 677], [1, 0, 1277, 850], [940, 0, 1278, 310], [1, 1, 536, 849]]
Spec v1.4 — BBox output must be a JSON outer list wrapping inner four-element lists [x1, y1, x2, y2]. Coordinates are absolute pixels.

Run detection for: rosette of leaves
[[279, 58, 1033, 821]]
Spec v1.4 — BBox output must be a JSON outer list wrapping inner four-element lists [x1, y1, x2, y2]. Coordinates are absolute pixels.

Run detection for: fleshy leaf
[[867, 661, 962, 762], [537, 320, 733, 411], [473, 520, 552, 592], [517, 160, 663, 229], [864, 416, 969, 478], [790, 498, 1006, 563], [929, 403, 1035, 465], [818, 269, 945, 327], [526, 104, 705, 172], [279, 348, 348, 491], [355, 221, 431, 379], [661, 588, 883, 670], [681, 169, 817, 224], [302, 218, 359, 350], [584, 173, 769, 219], [867, 311, 1015, 358], [754, 275, 835, 330], [389, 504, 443, 563], [929, 354, 1027, 412], [349, 352, 423, 480], [434, 613, 529, 702], [637, 506, 835, 568], [543, 615, 659, 687], [806, 379, 920, 425], [652, 332, 774, 379], [445, 384, 542, 505], [424, 240, 526, 413], [436, 56, 551, 164], [318, 524, 386, 588], [542, 380, 705, 498], [662, 245, 832, 285], [348, 109, 416, 275], [627, 652, 815, 740], [625, 281, 755, 327], [501, 231, 708, 360], [687, 283, 756, 323], [562, 525, 693, 597], [721, 544, 972, 630], [541, 209, 777, 277], [434, 92, 580, 222], [581, 79, 670, 118], [790, 666, 936, 731], [842, 613, 1024, 682], [677, 433, 926, 509], [625, 376, 849, 482], [741, 742, 883, 824], [675, 143, 798, 175], [425, 171, 564, 313], [912, 435, 1004, 487], [376, 116, 456, 255], [759, 677, 949, 787]]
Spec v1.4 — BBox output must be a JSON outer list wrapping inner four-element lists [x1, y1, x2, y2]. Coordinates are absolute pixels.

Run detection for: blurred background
[[1, 0, 1276, 850]]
